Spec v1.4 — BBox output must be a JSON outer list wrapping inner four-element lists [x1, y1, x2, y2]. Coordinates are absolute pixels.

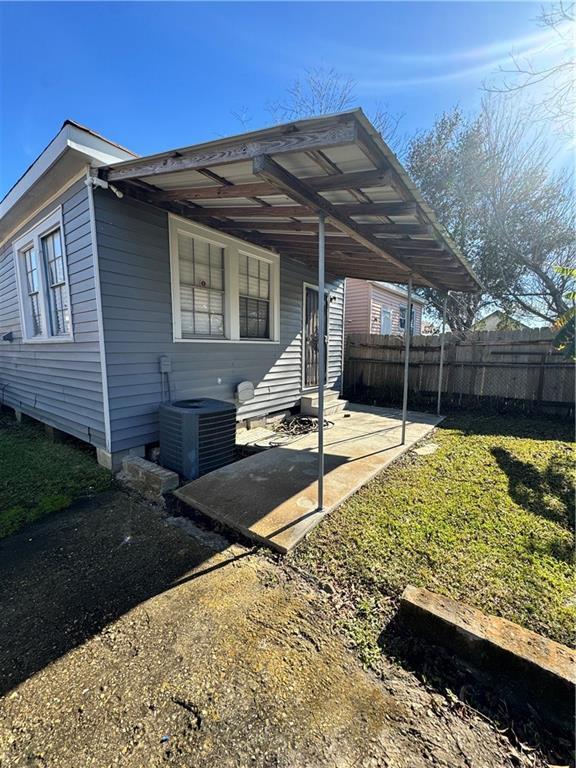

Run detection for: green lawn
[[292, 414, 575, 652], [0, 411, 114, 539]]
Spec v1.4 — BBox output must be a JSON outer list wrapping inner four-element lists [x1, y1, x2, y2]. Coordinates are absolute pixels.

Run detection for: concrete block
[[14, 409, 33, 425], [400, 585, 575, 731], [121, 456, 179, 499], [96, 445, 145, 473], [44, 424, 66, 443]]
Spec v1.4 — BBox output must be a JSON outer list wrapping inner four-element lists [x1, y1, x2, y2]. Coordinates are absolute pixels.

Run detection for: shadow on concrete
[[0, 490, 238, 698]]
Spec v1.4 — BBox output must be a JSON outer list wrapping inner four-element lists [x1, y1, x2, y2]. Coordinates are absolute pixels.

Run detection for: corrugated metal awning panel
[[100, 110, 480, 292]]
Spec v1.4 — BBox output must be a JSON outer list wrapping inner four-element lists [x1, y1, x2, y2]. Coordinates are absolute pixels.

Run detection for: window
[[178, 233, 225, 337], [399, 305, 415, 334], [42, 228, 70, 336], [380, 308, 391, 335], [169, 216, 279, 343], [23, 246, 42, 336], [239, 254, 270, 339], [13, 208, 73, 342]]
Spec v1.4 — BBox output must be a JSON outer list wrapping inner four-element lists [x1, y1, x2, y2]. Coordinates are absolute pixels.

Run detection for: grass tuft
[[0, 412, 114, 539]]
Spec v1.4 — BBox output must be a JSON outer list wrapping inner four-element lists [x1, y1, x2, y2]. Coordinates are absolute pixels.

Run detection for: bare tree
[[267, 66, 356, 123], [485, 2, 575, 137], [267, 66, 405, 150], [230, 105, 253, 131]]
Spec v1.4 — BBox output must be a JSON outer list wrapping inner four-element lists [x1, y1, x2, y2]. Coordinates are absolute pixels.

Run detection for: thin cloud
[[367, 26, 561, 65], [356, 25, 569, 91]]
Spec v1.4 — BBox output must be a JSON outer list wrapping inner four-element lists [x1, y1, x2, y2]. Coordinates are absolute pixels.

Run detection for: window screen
[[178, 233, 225, 337], [238, 254, 270, 338]]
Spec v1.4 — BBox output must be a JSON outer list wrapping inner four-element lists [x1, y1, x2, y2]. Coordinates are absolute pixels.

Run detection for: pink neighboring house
[[345, 278, 425, 337]]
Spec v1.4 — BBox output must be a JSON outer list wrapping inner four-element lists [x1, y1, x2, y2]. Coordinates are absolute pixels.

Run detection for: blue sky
[[0, 2, 558, 197]]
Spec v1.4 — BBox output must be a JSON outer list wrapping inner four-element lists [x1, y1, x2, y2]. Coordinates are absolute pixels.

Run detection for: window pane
[[24, 248, 39, 293], [239, 296, 269, 339], [42, 230, 65, 286], [209, 292, 223, 314], [181, 311, 195, 335], [210, 264, 223, 291], [179, 258, 195, 285], [239, 273, 248, 295], [194, 238, 210, 265], [195, 259, 210, 287], [194, 288, 210, 313], [194, 313, 210, 335], [248, 256, 258, 277], [239, 254, 270, 303], [177, 233, 225, 337], [180, 285, 194, 312], [210, 314, 224, 335], [239, 253, 247, 275], [50, 283, 70, 335], [30, 293, 42, 336], [248, 276, 258, 297]]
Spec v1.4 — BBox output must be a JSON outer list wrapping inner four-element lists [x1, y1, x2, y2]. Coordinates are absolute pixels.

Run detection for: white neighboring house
[[345, 278, 425, 337]]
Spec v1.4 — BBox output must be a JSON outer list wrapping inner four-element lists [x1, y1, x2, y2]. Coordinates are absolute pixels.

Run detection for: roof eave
[[353, 109, 483, 293]]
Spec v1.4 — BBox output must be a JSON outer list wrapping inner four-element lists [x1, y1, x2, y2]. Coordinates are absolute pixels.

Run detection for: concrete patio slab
[[175, 405, 442, 553]]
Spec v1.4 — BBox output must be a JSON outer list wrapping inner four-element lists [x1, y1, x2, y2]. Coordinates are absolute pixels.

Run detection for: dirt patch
[[0, 491, 554, 767]]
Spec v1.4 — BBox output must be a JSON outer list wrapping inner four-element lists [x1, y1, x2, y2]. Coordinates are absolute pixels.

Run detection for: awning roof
[[100, 109, 480, 292]]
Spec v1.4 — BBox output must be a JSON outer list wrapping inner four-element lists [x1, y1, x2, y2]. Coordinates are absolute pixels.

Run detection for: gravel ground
[[0, 491, 557, 768]]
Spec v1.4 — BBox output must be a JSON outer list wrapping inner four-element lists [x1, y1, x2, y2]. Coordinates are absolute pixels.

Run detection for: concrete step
[[300, 389, 341, 411], [300, 395, 348, 417]]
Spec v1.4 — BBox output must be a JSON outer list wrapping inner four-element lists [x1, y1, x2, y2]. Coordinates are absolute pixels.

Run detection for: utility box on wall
[[159, 398, 237, 480]]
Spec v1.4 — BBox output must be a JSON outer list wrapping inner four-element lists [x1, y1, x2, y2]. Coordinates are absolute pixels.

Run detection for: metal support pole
[[317, 213, 326, 513], [401, 277, 413, 445], [437, 294, 448, 416]]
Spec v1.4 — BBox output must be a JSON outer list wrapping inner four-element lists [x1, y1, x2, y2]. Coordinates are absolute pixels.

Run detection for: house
[[472, 310, 530, 332], [0, 111, 479, 471], [345, 278, 425, 336]]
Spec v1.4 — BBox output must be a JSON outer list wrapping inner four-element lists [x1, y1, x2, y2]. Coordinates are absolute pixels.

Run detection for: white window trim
[[168, 214, 280, 344], [12, 206, 74, 344]]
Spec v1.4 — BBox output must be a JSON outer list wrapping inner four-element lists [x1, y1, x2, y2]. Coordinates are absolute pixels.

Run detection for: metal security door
[[303, 285, 327, 388]]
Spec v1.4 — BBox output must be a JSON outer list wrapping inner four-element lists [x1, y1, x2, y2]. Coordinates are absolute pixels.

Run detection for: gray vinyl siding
[[0, 179, 106, 446], [94, 191, 344, 453]]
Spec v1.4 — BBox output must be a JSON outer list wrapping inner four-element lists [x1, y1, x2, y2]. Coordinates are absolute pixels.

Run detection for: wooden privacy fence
[[344, 327, 575, 416]]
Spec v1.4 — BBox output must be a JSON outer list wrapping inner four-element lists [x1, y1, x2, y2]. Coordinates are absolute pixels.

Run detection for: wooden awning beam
[[252, 154, 438, 288], [173, 201, 418, 220], [384, 239, 444, 252], [103, 116, 358, 183], [219, 221, 430, 236], [153, 168, 394, 201]]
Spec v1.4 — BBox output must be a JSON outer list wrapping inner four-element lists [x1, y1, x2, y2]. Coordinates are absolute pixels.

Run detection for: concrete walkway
[[175, 405, 442, 553]]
